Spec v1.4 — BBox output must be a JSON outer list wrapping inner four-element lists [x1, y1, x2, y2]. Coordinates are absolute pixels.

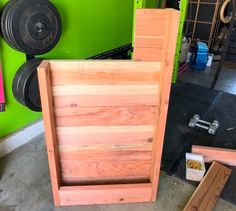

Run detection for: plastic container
[[207, 53, 214, 67], [186, 153, 206, 182]]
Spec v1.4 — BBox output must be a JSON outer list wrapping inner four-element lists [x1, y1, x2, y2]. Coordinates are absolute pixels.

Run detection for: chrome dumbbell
[[188, 114, 220, 135]]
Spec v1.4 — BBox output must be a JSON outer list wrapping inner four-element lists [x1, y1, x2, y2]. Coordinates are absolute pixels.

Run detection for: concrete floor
[[0, 136, 235, 211], [179, 62, 236, 95], [1, 61, 236, 211]]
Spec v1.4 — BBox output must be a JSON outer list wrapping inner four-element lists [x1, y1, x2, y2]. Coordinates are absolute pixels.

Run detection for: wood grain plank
[[37, 61, 61, 206], [135, 10, 167, 37], [57, 128, 153, 148], [184, 162, 232, 211], [60, 160, 151, 181], [55, 106, 157, 127], [54, 94, 159, 108], [53, 84, 159, 96], [50, 60, 161, 85], [59, 184, 152, 205], [59, 147, 152, 162], [140, 9, 179, 201], [192, 145, 236, 166], [134, 47, 163, 62], [135, 37, 164, 49]]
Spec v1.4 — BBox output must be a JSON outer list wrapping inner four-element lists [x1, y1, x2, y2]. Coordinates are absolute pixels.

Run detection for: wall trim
[[0, 120, 44, 158]]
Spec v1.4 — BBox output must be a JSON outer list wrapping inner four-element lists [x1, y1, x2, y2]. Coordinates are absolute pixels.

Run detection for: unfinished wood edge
[[183, 161, 232, 211], [192, 145, 236, 166], [59, 183, 153, 206], [38, 61, 61, 206], [149, 10, 180, 201]]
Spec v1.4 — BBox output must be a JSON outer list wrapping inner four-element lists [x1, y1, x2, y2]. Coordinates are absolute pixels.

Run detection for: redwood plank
[[192, 145, 236, 166], [134, 47, 163, 62], [58, 147, 152, 162], [54, 94, 159, 108], [37, 61, 61, 206], [134, 9, 180, 201], [59, 184, 152, 205], [57, 126, 154, 147], [50, 60, 161, 85], [184, 162, 232, 211], [53, 84, 159, 96], [55, 106, 157, 127], [135, 10, 167, 37], [134, 37, 164, 49], [60, 160, 150, 181]]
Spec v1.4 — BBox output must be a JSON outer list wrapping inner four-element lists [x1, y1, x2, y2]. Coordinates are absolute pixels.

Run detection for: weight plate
[[12, 58, 42, 112], [1, 0, 62, 55]]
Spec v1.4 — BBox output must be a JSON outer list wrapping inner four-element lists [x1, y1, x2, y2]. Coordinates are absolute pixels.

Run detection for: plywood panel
[[55, 106, 157, 127], [50, 61, 161, 85], [59, 184, 152, 205]]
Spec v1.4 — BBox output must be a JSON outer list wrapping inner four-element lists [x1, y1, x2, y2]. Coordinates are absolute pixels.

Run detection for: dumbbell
[[188, 114, 220, 135]]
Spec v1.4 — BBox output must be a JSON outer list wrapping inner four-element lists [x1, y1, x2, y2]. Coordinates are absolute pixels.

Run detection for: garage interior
[[0, 0, 236, 210]]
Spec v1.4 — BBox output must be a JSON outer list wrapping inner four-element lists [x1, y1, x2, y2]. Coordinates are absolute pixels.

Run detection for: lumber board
[[134, 9, 180, 200], [52, 84, 159, 96], [59, 184, 152, 205], [53, 94, 159, 108], [60, 160, 151, 182], [58, 146, 152, 162], [50, 60, 161, 85], [57, 126, 154, 147], [192, 145, 236, 166], [184, 161, 232, 211], [55, 106, 157, 127], [37, 61, 61, 206]]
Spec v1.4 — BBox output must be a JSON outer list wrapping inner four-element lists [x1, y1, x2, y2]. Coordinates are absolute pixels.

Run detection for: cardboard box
[[186, 153, 206, 182]]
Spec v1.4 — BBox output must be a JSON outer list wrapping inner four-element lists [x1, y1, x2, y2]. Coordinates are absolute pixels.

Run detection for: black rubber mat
[[162, 81, 236, 205]]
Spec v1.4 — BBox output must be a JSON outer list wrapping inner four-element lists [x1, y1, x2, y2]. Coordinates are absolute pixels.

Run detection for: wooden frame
[[38, 9, 179, 206], [185, 0, 222, 48]]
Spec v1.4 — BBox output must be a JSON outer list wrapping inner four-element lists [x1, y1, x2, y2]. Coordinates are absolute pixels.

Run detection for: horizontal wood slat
[[59, 184, 152, 205], [192, 145, 236, 166], [53, 84, 159, 96], [50, 61, 161, 85], [55, 106, 157, 127], [57, 127, 153, 148], [60, 160, 151, 182], [59, 147, 152, 162], [54, 94, 159, 108]]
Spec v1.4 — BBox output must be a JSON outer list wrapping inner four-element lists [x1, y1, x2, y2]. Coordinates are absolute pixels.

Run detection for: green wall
[[0, 0, 134, 138]]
